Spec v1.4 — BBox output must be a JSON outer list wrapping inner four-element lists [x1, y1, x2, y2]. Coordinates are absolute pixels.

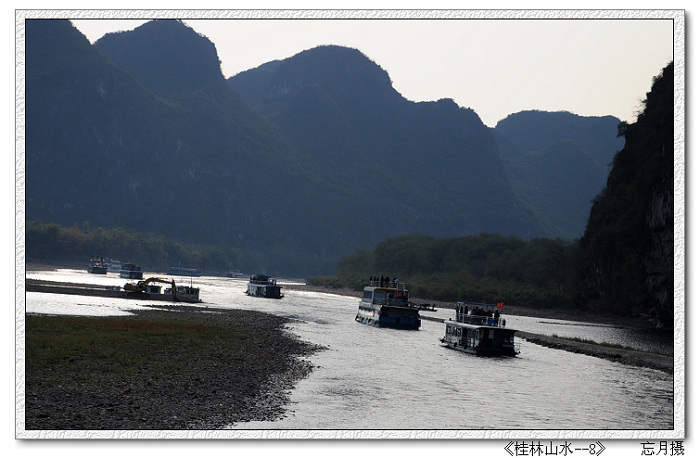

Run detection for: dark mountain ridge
[[576, 62, 674, 327], [25, 19, 624, 275], [492, 111, 624, 236], [95, 19, 226, 98]]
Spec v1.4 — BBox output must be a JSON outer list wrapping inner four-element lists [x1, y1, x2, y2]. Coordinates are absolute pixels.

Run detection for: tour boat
[[167, 266, 202, 277], [246, 274, 284, 299], [355, 277, 421, 330], [105, 257, 121, 272], [119, 263, 143, 279], [87, 256, 108, 274], [440, 301, 520, 356]]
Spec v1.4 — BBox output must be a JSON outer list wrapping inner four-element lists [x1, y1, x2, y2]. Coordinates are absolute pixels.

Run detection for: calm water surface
[[24, 269, 676, 432]]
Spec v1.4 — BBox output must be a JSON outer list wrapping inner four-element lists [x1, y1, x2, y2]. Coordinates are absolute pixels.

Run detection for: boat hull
[[120, 271, 143, 279], [168, 267, 202, 277], [246, 284, 284, 299], [440, 339, 519, 357], [355, 303, 421, 330], [441, 320, 519, 357]]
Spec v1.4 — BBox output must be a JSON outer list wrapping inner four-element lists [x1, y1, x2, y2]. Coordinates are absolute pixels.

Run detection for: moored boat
[[440, 301, 520, 357], [246, 274, 283, 299], [164, 284, 201, 302], [87, 256, 108, 274], [167, 266, 202, 277], [355, 277, 421, 330], [119, 263, 143, 279], [123, 277, 202, 303], [105, 257, 121, 272]]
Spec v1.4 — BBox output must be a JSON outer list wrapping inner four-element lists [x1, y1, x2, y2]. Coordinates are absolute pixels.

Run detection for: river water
[[22, 268, 678, 437]]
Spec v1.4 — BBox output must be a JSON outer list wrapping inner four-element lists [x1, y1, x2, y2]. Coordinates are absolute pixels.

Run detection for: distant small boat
[[226, 270, 245, 278], [167, 266, 202, 277], [87, 256, 107, 275], [246, 274, 283, 299], [120, 263, 143, 279], [440, 301, 520, 357]]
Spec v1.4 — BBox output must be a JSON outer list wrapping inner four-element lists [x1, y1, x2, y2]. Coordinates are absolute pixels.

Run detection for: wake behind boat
[[355, 277, 421, 330], [440, 301, 520, 357]]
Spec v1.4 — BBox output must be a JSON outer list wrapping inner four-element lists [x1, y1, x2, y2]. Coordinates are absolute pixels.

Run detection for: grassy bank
[[24, 307, 322, 430]]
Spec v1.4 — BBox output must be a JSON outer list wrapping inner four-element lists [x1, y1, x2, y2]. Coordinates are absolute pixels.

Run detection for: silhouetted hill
[[493, 111, 624, 236], [26, 19, 626, 275], [229, 45, 549, 240], [576, 62, 674, 327], [95, 19, 226, 97], [26, 19, 318, 273]]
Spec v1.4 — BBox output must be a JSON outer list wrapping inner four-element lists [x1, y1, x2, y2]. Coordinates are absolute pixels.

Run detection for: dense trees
[[310, 233, 578, 310], [25, 220, 243, 274], [575, 62, 674, 327]]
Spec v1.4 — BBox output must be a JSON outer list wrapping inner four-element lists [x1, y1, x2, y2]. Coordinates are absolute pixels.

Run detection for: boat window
[[373, 291, 386, 301], [363, 290, 373, 300]]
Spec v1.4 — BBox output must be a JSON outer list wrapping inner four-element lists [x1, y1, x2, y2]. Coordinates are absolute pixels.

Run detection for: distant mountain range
[[24, 19, 624, 275]]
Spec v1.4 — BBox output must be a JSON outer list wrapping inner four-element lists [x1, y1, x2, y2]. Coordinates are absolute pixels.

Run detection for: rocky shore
[[24, 306, 324, 431]]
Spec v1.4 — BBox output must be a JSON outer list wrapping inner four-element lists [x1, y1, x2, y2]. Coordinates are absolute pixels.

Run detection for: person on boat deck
[[396, 290, 404, 302]]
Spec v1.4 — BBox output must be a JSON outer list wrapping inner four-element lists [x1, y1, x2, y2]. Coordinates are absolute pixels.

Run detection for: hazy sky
[[68, 10, 676, 128]]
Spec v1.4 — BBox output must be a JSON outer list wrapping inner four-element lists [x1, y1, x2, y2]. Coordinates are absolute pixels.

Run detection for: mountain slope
[[493, 111, 624, 237], [26, 19, 321, 272], [26, 19, 626, 275], [229, 45, 548, 240], [95, 19, 226, 98], [576, 62, 674, 327]]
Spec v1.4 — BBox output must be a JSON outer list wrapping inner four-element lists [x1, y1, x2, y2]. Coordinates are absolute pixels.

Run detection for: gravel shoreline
[[24, 306, 324, 430]]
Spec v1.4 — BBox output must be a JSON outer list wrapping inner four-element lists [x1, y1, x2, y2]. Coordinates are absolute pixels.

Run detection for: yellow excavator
[[123, 277, 178, 301]]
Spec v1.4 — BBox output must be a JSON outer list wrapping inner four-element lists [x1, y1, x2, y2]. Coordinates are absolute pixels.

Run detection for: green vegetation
[[24, 309, 318, 429], [26, 312, 252, 383], [575, 63, 674, 326], [26, 220, 243, 273], [308, 233, 579, 310]]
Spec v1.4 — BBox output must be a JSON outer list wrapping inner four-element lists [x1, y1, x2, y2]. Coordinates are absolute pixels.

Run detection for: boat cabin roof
[[445, 319, 518, 333], [458, 301, 501, 309]]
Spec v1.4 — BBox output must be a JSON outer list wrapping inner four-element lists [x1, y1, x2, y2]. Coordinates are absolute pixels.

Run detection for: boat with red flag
[[440, 301, 520, 356]]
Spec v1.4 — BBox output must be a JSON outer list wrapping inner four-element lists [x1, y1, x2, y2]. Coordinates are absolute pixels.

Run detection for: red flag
[[497, 302, 504, 309]]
